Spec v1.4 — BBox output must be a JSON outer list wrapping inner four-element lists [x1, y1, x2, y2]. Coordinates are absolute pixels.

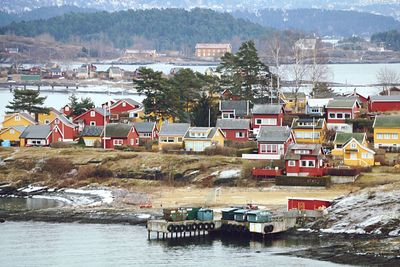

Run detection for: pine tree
[[191, 93, 218, 127], [68, 94, 95, 117], [311, 82, 336, 98], [6, 89, 49, 121]]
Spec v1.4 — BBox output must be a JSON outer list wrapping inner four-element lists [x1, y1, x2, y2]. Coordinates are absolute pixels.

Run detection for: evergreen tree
[[311, 82, 336, 98], [6, 89, 49, 121], [191, 93, 218, 127], [68, 94, 95, 117]]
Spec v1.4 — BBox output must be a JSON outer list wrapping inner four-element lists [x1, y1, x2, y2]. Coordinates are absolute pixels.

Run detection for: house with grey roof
[[326, 98, 360, 133], [368, 95, 400, 113], [216, 119, 250, 142], [251, 104, 284, 135], [103, 123, 139, 149], [305, 98, 333, 116], [20, 125, 52, 146], [49, 114, 78, 142], [219, 100, 249, 119], [158, 123, 190, 150], [285, 143, 326, 177], [108, 67, 123, 80], [73, 108, 111, 132], [134, 122, 158, 141], [109, 98, 144, 121], [183, 127, 225, 152], [81, 125, 104, 147]]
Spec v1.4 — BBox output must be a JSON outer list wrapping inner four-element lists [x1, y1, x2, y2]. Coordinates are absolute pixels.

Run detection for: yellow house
[[342, 138, 375, 166], [0, 126, 26, 145], [332, 132, 367, 157], [280, 92, 307, 112], [80, 125, 104, 147], [184, 127, 225, 152], [158, 123, 190, 150], [2, 113, 36, 128], [373, 115, 400, 149], [291, 118, 326, 144], [38, 108, 62, 125]]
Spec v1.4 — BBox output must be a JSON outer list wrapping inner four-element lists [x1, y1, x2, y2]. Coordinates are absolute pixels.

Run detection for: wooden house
[[20, 125, 52, 147], [219, 100, 249, 119], [251, 104, 284, 135], [158, 123, 190, 150], [134, 122, 158, 142], [368, 95, 400, 113], [184, 127, 225, 152], [326, 98, 360, 133], [49, 115, 78, 142], [254, 126, 295, 160], [291, 118, 326, 144], [216, 118, 250, 142], [285, 144, 326, 177], [80, 125, 103, 147], [73, 108, 111, 131], [2, 112, 36, 128], [103, 123, 139, 149], [373, 115, 400, 150], [0, 126, 26, 146]]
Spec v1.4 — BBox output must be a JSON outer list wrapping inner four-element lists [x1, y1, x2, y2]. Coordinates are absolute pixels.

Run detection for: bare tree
[[376, 67, 400, 94], [268, 33, 281, 89], [309, 40, 332, 89]]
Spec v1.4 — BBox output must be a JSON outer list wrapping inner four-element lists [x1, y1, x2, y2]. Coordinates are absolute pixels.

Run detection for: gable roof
[[20, 125, 51, 139], [285, 143, 324, 160], [216, 119, 250, 130], [0, 125, 26, 135], [134, 122, 156, 133], [343, 138, 375, 154], [49, 107, 62, 116], [184, 127, 221, 140], [369, 95, 400, 102], [291, 118, 326, 129], [282, 92, 306, 99], [252, 104, 283, 115], [111, 98, 143, 109], [159, 123, 190, 136], [53, 114, 77, 128], [220, 100, 249, 117], [104, 123, 134, 138], [307, 98, 333, 107], [3, 112, 36, 124], [326, 98, 359, 109], [373, 115, 400, 128], [81, 125, 104, 137], [73, 108, 110, 121], [334, 132, 366, 145], [257, 126, 292, 143]]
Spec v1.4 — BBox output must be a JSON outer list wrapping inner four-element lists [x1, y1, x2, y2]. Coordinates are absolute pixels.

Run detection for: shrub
[[77, 165, 113, 179], [161, 143, 182, 153], [15, 159, 36, 171], [93, 140, 102, 148], [50, 142, 73, 148], [77, 137, 85, 146], [42, 157, 74, 175], [225, 140, 257, 149], [203, 146, 236, 156]]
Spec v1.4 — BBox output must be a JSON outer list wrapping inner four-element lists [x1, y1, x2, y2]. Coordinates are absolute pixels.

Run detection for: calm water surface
[[0, 221, 351, 267]]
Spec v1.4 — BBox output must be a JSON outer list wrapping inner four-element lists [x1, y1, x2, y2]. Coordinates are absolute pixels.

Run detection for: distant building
[[124, 49, 157, 59], [5, 48, 19, 54], [195, 43, 232, 58], [108, 67, 124, 80], [295, 39, 317, 51]]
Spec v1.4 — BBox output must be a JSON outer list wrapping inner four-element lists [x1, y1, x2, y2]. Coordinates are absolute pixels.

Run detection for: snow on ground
[[64, 188, 114, 205], [218, 169, 241, 179], [314, 183, 400, 236]]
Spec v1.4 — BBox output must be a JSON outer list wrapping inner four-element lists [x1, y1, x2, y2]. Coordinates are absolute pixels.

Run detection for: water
[[0, 221, 351, 267], [0, 197, 63, 210]]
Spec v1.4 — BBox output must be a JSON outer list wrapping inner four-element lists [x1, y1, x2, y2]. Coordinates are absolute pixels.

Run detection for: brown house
[[195, 43, 232, 58]]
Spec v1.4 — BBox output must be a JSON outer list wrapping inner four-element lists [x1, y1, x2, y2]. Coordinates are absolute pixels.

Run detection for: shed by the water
[[233, 209, 249, 222], [197, 208, 213, 221], [221, 208, 239, 220], [287, 197, 332, 211], [247, 210, 272, 223]]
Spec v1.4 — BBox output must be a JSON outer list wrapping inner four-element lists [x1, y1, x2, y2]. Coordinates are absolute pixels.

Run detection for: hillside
[[0, 8, 267, 50], [233, 8, 400, 37]]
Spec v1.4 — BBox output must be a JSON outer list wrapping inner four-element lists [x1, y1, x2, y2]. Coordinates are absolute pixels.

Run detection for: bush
[[225, 140, 257, 149], [77, 137, 85, 146], [236, 147, 256, 157], [42, 157, 74, 175], [203, 146, 237, 156], [50, 142, 73, 148], [77, 165, 113, 179], [161, 143, 182, 153], [15, 159, 36, 171], [93, 140, 102, 148]]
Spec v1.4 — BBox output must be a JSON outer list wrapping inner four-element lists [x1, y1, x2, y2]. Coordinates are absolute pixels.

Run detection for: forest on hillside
[[371, 30, 400, 51], [0, 8, 268, 51]]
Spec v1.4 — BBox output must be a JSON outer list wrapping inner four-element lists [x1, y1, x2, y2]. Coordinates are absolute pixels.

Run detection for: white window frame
[[113, 139, 123, 146], [130, 139, 134, 146], [10, 129, 15, 134], [236, 131, 245, 138], [15, 115, 20, 121], [393, 133, 399, 139], [288, 160, 296, 167], [301, 160, 315, 168], [377, 133, 383, 139], [122, 102, 126, 107], [350, 143, 357, 149], [90, 111, 96, 117]]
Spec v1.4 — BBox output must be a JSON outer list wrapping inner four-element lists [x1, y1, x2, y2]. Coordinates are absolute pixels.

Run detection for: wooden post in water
[[162, 233, 165, 240], [157, 232, 159, 240], [147, 231, 150, 240]]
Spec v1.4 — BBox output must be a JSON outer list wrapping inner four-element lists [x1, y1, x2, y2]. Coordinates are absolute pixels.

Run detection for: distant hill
[[371, 30, 400, 51], [0, 6, 98, 27], [232, 8, 400, 37], [0, 8, 268, 50]]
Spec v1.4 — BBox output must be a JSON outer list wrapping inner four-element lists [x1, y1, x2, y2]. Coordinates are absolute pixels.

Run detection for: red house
[[219, 100, 249, 119], [49, 115, 78, 142], [108, 98, 143, 121], [285, 144, 326, 177], [287, 197, 332, 211], [61, 105, 73, 117], [256, 126, 295, 160], [368, 95, 400, 113], [343, 89, 368, 106], [216, 118, 250, 142], [251, 104, 284, 135], [103, 123, 139, 149], [73, 108, 111, 131], [326, 98, 360, 133], [134, 122, 158, 142]]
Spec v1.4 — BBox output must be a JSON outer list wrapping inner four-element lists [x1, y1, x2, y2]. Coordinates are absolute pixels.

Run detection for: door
[[350, 153, 357, 160]]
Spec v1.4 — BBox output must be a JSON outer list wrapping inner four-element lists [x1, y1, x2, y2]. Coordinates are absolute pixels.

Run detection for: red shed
[[287, 197, 332, 211], [368, 95, 400, 112], [109, 98, 142, 119], [216, 118, 250, 141]]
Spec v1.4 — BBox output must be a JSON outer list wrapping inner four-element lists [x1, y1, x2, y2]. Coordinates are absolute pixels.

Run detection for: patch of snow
[[297, 228, 318, 233], [64, 188, 113, 204], [17, 185, 47, 193], [388, 229, 400, 237], [136, 214, 151, 219], [188, 170, 200, 176], [210, 171, 219, 176], [219, 169, 241, 179]]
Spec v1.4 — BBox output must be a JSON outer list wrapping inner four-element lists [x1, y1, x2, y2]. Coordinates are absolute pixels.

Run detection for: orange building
[[195, 43, 232, 58]]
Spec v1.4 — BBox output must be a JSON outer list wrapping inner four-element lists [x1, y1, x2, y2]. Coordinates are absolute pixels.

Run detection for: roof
[[11, 125, 26, 133], [285, 143, 324, 160], [291, 118, 326, 129], [343, 138, 375, 154], [20, 125, 51, 139], [195, 43, 231, 49], [326, 98, 358, 109], [134, 122, 156, 133], [49, 107, 62, 116], [159, 123, 190, 136], [184, 127, 219, 140], [54, 114, 77, 128], [92, 108, 111, 117], [112, 98, 143, 108], [109, 67, 122, 74], [307, 98, 333, 107], [220, 100, 249, 117], [282, 92, 306, 99], [104, 123, 133, 138], [334, 132, 366, 145], [17, 112, 36, 124], [373, 115, 400, 128], [216, 119, 250, 130], [252, 104, 282, 115], [81, 125, 103, 137], [369, 95, 400, 102], [257, 126, 292, 143]]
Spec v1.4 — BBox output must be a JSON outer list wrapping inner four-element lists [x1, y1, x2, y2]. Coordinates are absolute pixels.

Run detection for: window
[[294, 150, 310, 155], [336, 113, 343, 119], [136, 138, 139, 145], [130, 139, 134, 146], [10, 129, 14, 134], [143, 133, 152, 137], [301, 160, 315, 168], [384, 133, 391, 139], [288, 160, 296, 167], [350, 143, 357, 149], [260, 144, 278, 154], [301, 160, 307, 167], [122, 102, 126, 107], [362, 153, 372, 159], [15, 115, 20, 121], [377, 133, 383, 139], [256, 119, 262, 125], [113, 139, 123, 146], [344, 113, 351, 119], [392, 134, 398, 139], [86, 140, 93, 146], [177, 137, 183, 142], [311, 108, 320, 113], [90, 121, 96, 126], [65, 106, 70, 111], [236, 132, 245, 138], [329, 113, 335, 118], [90, 111, 96, 117]]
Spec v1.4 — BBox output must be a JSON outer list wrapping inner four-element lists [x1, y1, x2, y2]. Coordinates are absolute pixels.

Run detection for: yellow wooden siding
[[343, 140, 375, 167], [2, 115, 34, 128], [158, 136, 183, 150], [38, 112, 57, 125], [82, 136, 102, 147], [374, 128, 400, 146], [293, 128, 325, 144], [0, 128, 23, 142], [211, 129, 225, 147]]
